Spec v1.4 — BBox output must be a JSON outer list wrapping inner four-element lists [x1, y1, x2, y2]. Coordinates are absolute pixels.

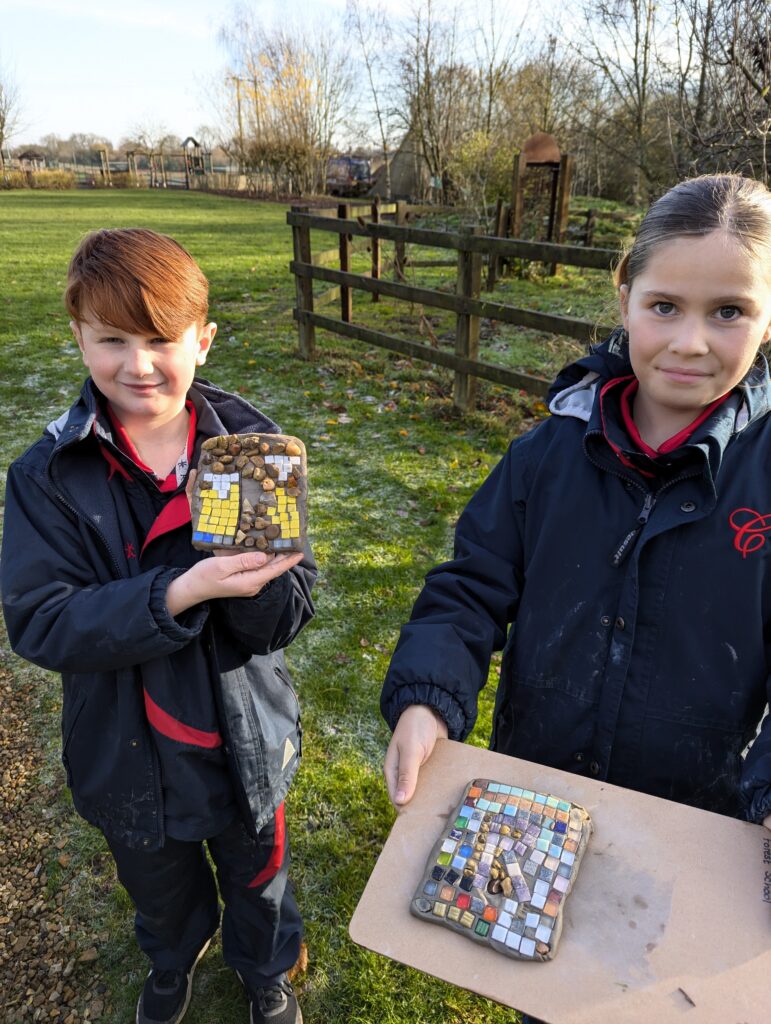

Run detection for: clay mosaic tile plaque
[[411, 778, 592, 962], [191, 433, 307, 553]]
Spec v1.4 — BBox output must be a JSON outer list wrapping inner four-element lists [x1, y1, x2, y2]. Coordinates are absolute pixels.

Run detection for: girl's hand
[[384, 704, 448, 807], [167, 550, 304, 616]]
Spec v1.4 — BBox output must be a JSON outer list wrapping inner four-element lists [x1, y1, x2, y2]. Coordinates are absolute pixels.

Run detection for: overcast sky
[[0, 0, 381, 147]]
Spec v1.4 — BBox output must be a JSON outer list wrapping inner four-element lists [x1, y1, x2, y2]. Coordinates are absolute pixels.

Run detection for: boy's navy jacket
[[1, 378, 316, 850], [382, 331, 771, 824]]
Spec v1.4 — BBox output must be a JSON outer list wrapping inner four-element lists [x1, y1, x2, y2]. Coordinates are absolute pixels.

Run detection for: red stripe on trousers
[[143, 688, 223, 748], [248, 803, 286, 888]]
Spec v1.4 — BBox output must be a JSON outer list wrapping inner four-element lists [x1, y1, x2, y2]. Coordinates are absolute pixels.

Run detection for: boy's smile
[[72, 311, 216, 431], [620, 231, 771, 448]]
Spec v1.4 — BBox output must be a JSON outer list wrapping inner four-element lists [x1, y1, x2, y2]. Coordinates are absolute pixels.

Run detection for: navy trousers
[[106, 806, 302, 991]]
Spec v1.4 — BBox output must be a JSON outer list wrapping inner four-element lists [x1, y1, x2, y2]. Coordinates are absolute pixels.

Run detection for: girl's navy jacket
[[1, 379, 316, 850], [382, 332, 771, 824]]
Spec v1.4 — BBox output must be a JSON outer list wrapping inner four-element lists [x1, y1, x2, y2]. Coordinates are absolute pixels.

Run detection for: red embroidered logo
[[124, 541, 136, 560], [728, 508, 771, 558]]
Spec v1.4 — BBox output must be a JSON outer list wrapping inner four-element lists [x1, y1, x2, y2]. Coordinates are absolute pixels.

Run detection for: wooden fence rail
[[287, 204, 618, 410]]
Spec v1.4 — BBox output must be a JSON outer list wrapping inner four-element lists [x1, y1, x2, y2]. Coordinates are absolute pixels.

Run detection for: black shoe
[[244, 976, 302, 1024], [136, 938, 211, 1024]]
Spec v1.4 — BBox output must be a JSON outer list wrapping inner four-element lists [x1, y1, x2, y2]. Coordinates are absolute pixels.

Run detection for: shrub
[[30, 170, 75, 190], [0, 169, 76, 190]]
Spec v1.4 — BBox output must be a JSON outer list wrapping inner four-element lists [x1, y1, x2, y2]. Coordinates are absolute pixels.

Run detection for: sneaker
[[136, 938, 212, 1024], [244, 976, 302, 1024]]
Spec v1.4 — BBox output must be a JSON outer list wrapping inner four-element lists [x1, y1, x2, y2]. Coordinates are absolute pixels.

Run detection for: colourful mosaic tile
[[410, 778, 592, 962], [191, 433, 307, 553]]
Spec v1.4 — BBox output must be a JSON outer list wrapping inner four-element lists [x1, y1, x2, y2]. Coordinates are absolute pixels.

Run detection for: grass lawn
[[0, 189, 621, 1023]]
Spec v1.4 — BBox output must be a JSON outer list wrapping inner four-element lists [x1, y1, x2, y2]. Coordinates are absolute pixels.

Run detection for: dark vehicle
[[326, 156, 373, 196]]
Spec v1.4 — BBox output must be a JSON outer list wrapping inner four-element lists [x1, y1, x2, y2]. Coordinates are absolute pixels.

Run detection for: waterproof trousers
[[105, 805, 302, 991]]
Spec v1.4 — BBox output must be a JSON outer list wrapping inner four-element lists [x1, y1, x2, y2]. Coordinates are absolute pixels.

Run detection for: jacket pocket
[[61, 691, 87, 787], [274, 663, 302, 757]]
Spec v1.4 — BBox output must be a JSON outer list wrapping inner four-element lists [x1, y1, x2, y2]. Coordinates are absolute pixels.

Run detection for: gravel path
[[0, 664, 114, 1023]]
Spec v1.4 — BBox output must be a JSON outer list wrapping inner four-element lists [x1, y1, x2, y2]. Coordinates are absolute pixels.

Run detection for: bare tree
[[345, 0, 395, 198], [0, 59, 22, 171], [574, 0, 663, 203], [218, 6, 354, 193], [660, 0, 770, 182]]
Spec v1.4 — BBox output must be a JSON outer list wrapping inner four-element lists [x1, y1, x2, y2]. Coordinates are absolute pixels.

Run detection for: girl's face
[[620, 230, 771, 440]]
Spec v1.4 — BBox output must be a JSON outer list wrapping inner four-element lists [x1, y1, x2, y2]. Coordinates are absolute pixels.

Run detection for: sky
[[0, 0, 382, 148]]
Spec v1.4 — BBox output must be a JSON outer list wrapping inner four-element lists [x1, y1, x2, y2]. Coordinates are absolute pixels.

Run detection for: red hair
[[65, 228, 209, 337]]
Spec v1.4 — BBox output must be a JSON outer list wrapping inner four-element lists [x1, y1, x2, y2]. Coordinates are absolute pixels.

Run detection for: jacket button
[[574, 751, 586, 764], [142, 838, 151, 847], [129, 739, 139, 748], [589, 760, 601, 776], [615, 617, 625, 630], [600, 615, 610, 626], [680, 501, 696, 513]]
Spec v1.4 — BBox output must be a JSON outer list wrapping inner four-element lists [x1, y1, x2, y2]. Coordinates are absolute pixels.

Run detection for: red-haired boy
[[1, 228, 315, 1024]]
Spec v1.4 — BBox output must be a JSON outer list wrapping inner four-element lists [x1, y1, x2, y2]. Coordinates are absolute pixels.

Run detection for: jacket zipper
[[54, 488, 124, 578], [610, 492, 656, 567]]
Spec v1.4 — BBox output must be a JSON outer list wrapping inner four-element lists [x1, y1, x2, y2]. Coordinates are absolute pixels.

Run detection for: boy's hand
[[166, 550, 304, 616], [384, 704, 448, 808]]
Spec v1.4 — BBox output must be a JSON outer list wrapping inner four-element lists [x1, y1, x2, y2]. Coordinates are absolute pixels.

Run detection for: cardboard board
[[349, 740, 771, 1023]]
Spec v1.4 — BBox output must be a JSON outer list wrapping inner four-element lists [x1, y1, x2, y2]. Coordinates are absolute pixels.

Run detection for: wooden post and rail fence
[[288, 201, 619, 410]]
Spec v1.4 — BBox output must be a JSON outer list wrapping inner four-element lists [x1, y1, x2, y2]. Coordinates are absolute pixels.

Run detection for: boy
[[1, 228, 316, 1024]]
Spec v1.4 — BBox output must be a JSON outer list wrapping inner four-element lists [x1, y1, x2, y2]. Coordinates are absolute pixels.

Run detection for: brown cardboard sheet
[[349, 740, 771, 1023]]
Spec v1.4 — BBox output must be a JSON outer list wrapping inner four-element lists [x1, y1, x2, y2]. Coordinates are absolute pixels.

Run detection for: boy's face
[[71, 310, 216, 428]]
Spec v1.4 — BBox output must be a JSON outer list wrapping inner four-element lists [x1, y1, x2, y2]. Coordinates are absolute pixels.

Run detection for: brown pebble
[[285, 441, 301, 456], [259, 442, 271, 454], [202, 438, 219, 450], [262, 479, 275, 491], [266, 464, 279, 479], [251, 455, 264, 467], [536, 942, 550, 955], [200, 454, 212, 465], [212, 462, 225, 473], [228, 443, 241, 455], [220, 455, 233, 464], [286, 487, 300, 498], [252, 467, 266, 481], [501, 877, 513, 896], [241, 465, 254, 478], [244, 537, 255, 547], [252, 517, 269, 530], [255, 535, 268, 550], [265, 524, 280, 540], [235, 530, 247, 544], [211, 447, 226, 457], [487, 879, 503, 895], [235, 455, 248, 469], [287, 475, 297, 487], [254, 503, 267, 515], [271, 441, 286, 454]]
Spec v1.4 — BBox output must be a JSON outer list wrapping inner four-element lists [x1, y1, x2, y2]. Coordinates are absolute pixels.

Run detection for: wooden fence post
[[371, 196, 381, 302], [486, 197, 507, 292], [584, 209, 597, 247], [510, 152, 526, 238], [291, 205, 316, 359], [394, 200, 407, 282], [454, 227, 483, 412], [338, 203, 352, 323], [550, 153, 574, 275]]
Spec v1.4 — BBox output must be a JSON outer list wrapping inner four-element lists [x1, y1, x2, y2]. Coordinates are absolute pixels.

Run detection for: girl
[[381, 174, 771, 836]]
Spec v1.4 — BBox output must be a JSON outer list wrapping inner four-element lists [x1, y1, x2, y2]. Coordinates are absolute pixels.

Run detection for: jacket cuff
[[383, 685, 469, 741], [149, 567, 209, 641]]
